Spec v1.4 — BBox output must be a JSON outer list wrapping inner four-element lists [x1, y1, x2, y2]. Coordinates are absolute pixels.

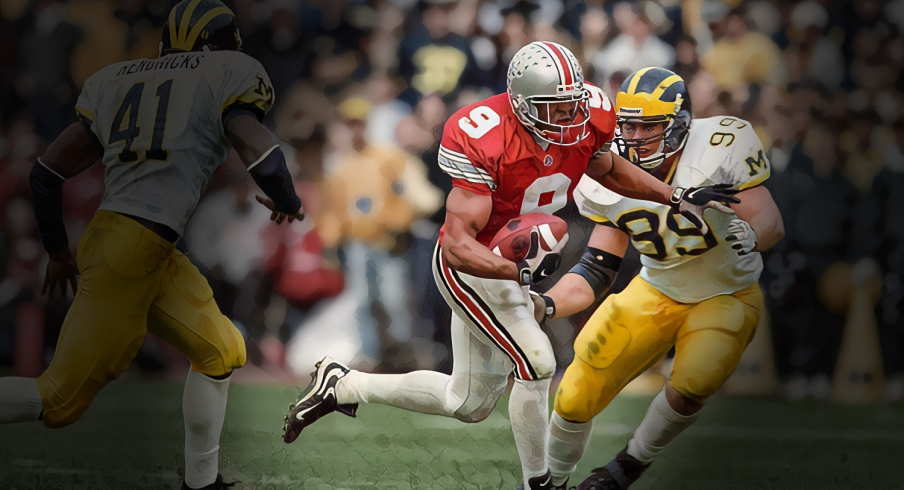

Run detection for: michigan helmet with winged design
[[614, 67, 692, 170], [160, 0, 242, 55], [507, 42, 590, 146]]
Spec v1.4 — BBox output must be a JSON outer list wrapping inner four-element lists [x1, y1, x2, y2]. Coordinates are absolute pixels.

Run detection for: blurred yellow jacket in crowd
[[701, 32, 783, 90], [317, 144, 443, 251]]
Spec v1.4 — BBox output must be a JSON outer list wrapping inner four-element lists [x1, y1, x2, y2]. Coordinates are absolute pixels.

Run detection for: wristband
[[541, 294, 556, 321]]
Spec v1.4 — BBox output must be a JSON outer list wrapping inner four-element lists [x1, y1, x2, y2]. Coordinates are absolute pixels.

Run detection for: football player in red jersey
[[283, 42, 738, 489]]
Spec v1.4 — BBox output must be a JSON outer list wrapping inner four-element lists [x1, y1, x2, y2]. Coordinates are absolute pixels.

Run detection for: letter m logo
[[744, 149, 768, 177], [253, 76, 274, 106]]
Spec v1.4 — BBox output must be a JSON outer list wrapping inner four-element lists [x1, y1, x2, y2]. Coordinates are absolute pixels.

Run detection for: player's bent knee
[[36, 369, 111, 429], [665, 384, 705, 415], [454, 406, 494, 423], [450, 376, 507, 423], [38, 388, 94, 429], [517, 326, 556, 380], [524, 351, 556, 380], [668, 378, 711, 406], [553, 357, 612, 424], [188, 323, 247, 378], [553, 393, 594, 424]]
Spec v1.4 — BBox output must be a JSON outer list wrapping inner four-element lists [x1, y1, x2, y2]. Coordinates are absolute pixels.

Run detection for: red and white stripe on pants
[[432, 242, 543, 381]]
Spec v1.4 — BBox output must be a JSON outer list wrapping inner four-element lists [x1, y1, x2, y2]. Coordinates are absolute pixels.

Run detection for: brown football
[[489, 213, 568, 262]]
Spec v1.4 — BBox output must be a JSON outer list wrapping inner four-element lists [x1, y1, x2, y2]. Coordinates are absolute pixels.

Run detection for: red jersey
[[438, 86, 615, 246]]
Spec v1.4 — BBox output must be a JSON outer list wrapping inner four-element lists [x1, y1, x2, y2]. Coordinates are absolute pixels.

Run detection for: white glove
[[517, 226, 569, 285], [725, 219, 757, 255]]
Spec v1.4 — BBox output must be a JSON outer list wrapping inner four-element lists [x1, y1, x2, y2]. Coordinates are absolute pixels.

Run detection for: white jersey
[[575, 116, 771, 303], [75, 50, 274, 235]]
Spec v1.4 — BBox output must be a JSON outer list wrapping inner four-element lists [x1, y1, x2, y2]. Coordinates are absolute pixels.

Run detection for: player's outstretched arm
[[588, 151, 740, 212], [531, 225, 629, 322], [225, 114, 303, 224], [32, 121, 103, 299], [727, 185, 785, 254], [587, 151, 674, 204], [442, 187, 522, 281]]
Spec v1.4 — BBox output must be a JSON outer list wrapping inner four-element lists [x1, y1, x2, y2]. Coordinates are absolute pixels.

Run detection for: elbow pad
[[30, 159, 68, 254], [567, 247, 622, 301], [247, 145, 301, 215]]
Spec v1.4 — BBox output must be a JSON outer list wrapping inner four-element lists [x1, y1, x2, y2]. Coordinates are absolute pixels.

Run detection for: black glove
[[670, 184, 740, 229], [671, 184, 741, 207]]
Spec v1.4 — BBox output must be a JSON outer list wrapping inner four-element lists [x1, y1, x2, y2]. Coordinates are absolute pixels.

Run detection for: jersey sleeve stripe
[[438, 147, 494, 179], [737, 168, 771, 190], [438, 147, 473, 164], [75, 106, 95, 122], [437, 155, 494, 180], [438, 145, 469, 159], [438, 156, 497, 190]]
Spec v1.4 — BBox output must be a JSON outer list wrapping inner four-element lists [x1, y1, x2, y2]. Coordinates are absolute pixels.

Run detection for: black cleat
[[181, 474, 236, 490], [282, 356, 358, 444], [575, 447, 650, 490], [514, 470, 570, 490]]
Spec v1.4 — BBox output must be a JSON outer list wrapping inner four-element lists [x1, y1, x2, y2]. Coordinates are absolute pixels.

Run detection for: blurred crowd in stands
[[1, 0, 904, 398]]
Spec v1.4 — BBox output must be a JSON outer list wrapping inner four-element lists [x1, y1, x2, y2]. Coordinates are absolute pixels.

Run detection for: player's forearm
[[226, 115, 301, 214], [593, 152, 673, 205], [30, 159, 69, 254], [246, 145, 301, 214], [544, 273, 596, 319], [442, 234, 520, 281], [544, 244, 622, 318]]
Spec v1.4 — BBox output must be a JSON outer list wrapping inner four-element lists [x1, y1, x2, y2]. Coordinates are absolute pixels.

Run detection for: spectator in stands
[[785, 1, 844, 91], [700, 3, 785, 93], [592, 6, 675, 84], [311, 97, 443, 365], [397, 0, 491, 108], [16, 0, 84, 139]]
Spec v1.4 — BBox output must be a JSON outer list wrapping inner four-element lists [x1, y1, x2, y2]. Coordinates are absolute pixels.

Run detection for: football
[[489, 213, 568, 262]]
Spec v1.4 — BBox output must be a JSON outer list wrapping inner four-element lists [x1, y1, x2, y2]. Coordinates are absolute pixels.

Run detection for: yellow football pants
[[555, 276, 763, 423], [36, 211, 246, 428]]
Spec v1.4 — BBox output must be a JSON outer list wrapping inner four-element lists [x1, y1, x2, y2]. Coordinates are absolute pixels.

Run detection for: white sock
[[626, 389, 697, 463], [547, 412, 593, 486], [0, 377, 43, 423], [183, 370, 230, 489], [510, 378, 551, 486], [335, 370, 452, 416]]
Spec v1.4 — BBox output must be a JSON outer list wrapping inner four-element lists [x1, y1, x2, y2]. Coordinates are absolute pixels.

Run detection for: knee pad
[[553, 357, 611, 424], [190, 321, 247, 377]]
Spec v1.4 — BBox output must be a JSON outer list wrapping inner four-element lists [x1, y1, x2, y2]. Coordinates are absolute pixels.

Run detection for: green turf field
[[2, 382, 904, 489]]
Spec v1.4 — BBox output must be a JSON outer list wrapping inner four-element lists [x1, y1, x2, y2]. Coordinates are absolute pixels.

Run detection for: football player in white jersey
[[0, 1, 302, 488], [534, 67, 785, 489]]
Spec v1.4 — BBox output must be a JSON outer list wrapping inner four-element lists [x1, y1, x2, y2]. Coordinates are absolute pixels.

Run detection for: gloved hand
[[516, 227, 569, 285], [725, 218, 758, 255]]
